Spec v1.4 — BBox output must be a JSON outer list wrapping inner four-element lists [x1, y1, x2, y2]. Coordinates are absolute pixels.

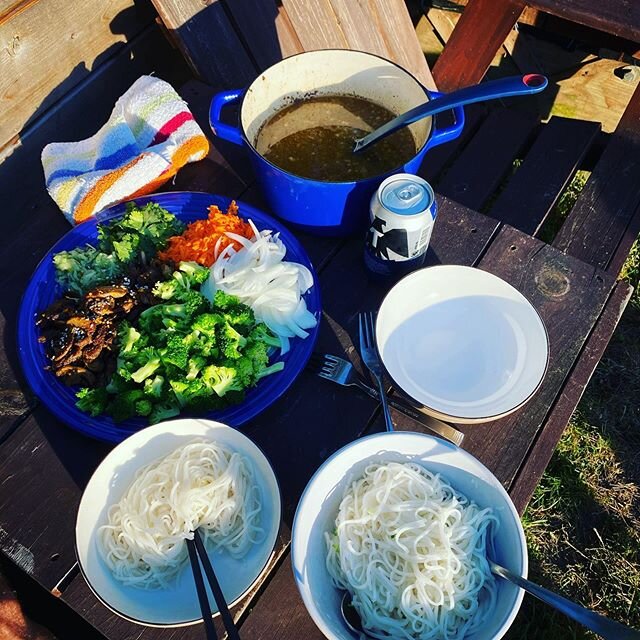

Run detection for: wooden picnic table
[[1, 0, 639, 638], [0, 72, 634, 638]]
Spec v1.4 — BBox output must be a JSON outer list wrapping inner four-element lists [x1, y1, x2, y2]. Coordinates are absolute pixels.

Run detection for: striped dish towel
[[42, 76, 210, 225]]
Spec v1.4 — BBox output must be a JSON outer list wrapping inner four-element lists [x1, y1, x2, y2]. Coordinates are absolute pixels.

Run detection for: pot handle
[[209, 89, 244, 146], [425, 90, 465, 149]]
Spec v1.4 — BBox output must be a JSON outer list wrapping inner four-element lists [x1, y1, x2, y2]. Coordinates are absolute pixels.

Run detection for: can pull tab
[[387, 184, 422, 210]]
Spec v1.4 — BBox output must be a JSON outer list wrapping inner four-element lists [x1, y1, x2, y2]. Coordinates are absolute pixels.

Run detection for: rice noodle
[[326, 462, 498, 639], [98, 439, 263, 590]]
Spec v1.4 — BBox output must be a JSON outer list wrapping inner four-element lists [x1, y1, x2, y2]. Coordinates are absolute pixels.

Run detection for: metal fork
[[309, 354, 465, 446], [359, 312, 394, 432]]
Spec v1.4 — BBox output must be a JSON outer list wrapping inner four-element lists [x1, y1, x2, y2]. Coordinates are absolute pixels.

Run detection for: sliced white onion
[[202, 222, 318, 348]]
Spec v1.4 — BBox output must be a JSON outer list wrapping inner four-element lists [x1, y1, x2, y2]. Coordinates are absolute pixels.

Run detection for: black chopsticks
[[186, 529, 241, 640]]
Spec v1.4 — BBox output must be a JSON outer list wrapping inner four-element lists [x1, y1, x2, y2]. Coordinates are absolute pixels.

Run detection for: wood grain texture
[[279, 0, 348, 49], [223, 0, 303, 69], [553, 83, 640, 274], [235, 555, 324, 639], [529, 0, 640, 42], [509, 280, 633, 511], [488, 117, 600, 235], [437, 108, 537, 211], [0, 0, 155, 150], [0, 23, 191, 231], [326, 0, 389, 58], [0, 406, 110, 590], [432, 0, 524, 92], [367, 0, 436, 90], [462, 226, 615, 489], [150, 0, 256, 87], [549, 58, 640, 133]]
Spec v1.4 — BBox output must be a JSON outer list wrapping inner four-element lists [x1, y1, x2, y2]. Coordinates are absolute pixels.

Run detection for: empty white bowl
[[76, 419, 281, 627], [376, 265, 549, 423], [291, 431, 527, 640]]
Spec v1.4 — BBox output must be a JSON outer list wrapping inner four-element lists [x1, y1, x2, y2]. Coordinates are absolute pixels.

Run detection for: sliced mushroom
[[56, 365, 97, 387]]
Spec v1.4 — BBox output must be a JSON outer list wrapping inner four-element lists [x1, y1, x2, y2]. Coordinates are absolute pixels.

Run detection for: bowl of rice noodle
[[291, 431, 526, 640], [76, 419, 281, 626]]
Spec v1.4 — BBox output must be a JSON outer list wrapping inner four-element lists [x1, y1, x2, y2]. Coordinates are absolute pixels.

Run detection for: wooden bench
[[0, 1, 638, 638]]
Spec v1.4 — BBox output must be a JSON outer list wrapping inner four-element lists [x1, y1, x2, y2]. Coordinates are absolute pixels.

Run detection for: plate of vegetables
[[18, 192, 320, 443]]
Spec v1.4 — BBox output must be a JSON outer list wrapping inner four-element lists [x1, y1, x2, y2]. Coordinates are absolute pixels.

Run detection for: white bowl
[[76, 419, 281, 627], [291, 431, 527, 640], [376, 265, 549, 423]]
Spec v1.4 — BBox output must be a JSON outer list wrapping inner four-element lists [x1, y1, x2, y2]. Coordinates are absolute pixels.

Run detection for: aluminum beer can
[[364, 173, 437, 278]]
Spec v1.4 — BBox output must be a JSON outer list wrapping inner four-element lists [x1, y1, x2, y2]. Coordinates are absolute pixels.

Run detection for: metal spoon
[[340, 561, 640, 639], [352, 74, 548, 154]]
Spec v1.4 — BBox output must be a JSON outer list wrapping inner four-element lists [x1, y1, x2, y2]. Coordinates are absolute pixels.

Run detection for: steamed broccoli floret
[[219, 322, 247, 359], [192, 313, 224, 334], [202, 365, 243, 397], [181, 290, 208, 316], [139, 303, 191, 333], [130, 351, 162, 383], [213, 289, 241, 311], [178, 261, 210, 285], [75, 387, 109, 417], [170, 378, 213, 408], [244, 340, 270, 370], [161, 334, 189, 369], [256, 361, 285, 380], [120, 324, 142, 353], [149, 400, 181, 425], [186, 356, 207, 381], [229, 356, 256, 387], [135, 399, 153, 417], [110, 389, 145, 422], [248, 323, 281, 349], [144, 375, 165, 398], [152, 280, 178, 300]]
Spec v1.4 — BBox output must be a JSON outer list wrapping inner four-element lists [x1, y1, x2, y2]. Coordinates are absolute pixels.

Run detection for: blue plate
[[18, 192, 321, 443]]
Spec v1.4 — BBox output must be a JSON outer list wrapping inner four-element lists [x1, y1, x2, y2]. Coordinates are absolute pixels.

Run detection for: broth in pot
[[255, 95, 418, 182]]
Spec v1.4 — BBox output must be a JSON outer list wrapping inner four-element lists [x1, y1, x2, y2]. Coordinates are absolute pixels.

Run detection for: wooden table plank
[[0, 406, 110, 590], [150, 0, 257, 87], [419, 104, 487, 185], [223, 0, 303, 68], [508, 280, 633, 510], [431, 0, 524, 93], [235, 556, 323, 640], [488, 117, 600, 236], [279, 0, 348, 49], [437, 108, 537, 211], [462, 225, 615, 489], [177, 80, 256, 185], [553, 83, 640, 274]]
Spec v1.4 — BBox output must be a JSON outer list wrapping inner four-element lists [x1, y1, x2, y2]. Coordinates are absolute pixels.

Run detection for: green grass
[[504, 170, 640, 637]]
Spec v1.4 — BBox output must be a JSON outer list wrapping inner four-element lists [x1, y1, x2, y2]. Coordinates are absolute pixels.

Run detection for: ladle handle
[[354, 74, 548, 153]]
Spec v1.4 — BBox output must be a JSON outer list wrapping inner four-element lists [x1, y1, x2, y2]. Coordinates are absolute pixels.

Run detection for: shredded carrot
[[158, 201, 254, 267]]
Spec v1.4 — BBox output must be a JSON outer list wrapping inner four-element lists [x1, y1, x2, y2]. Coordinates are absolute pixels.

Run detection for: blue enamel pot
[[210, 50, 464, 236]]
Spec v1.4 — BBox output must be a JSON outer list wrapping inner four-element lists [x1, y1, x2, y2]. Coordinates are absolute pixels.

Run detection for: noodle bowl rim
[[75, 419, 282, 627]]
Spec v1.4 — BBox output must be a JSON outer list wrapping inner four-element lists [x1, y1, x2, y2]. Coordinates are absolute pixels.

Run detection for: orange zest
[[158, 201, 254, 267]]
